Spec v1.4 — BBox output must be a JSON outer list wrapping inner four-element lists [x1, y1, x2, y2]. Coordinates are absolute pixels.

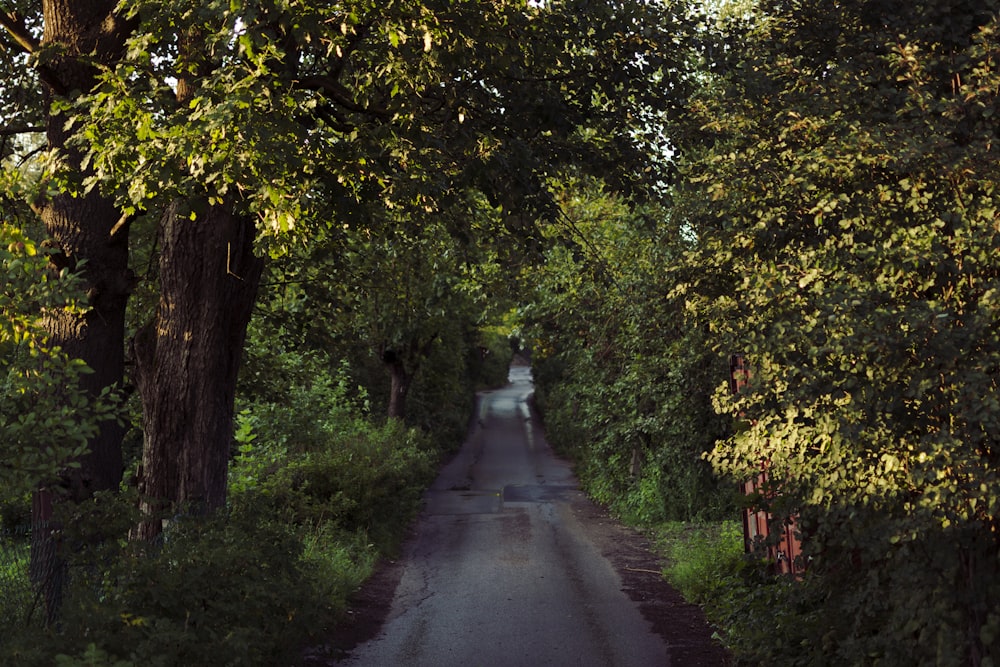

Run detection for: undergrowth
[[652, 521, 744, 614], [0, 341, 452, 665]]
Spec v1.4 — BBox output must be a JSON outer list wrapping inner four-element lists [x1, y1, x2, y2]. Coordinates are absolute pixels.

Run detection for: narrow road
[[341, 365, 677, 667]]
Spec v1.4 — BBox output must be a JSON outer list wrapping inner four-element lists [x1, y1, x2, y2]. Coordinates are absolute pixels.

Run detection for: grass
[[0, 532, 31, 629], [649, 520, 745, 610], [301, 524, 380, 615]]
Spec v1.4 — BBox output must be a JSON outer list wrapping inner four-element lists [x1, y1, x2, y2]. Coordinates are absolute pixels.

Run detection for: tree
[[4, 0, 700, 541], [674, 1, 1000, 662], [1, 0, 134, 622], [76, 0, 700, 534], [522, 175, 733, 522], [1, 0, 131, 505], [327, 195, 504, 419]]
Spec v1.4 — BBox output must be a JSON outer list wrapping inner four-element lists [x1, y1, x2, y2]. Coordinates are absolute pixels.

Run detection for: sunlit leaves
[[0, 225, 120, 498], [675, 2, 1000, 662]]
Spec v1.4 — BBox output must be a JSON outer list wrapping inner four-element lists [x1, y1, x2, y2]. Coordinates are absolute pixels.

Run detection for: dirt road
[[333, 365, 728, 667]]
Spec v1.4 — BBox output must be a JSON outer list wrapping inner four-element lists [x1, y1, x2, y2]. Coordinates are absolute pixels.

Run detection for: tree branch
[[0, 124, 44, 137], [0, 10, 38, 54], [15, 141, 46, 167], [296, 74, 392, 121], [329, 19, 374, 81]]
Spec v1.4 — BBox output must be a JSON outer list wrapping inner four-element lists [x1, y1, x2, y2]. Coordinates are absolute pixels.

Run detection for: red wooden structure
[[730, 354, 804, 575]]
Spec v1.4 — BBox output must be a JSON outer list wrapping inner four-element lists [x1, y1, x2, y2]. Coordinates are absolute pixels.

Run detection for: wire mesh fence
[[0, 522, 69, 635], [0, 523, 33, 629]]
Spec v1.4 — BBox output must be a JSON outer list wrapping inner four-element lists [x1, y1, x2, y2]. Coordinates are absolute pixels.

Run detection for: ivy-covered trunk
[[38, 192, 129, 498], [31, 0, 131, 623], [133, 201, 262, 540], [386, 356, 413, 421]]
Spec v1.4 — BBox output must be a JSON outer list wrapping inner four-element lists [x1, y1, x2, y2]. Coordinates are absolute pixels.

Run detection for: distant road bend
[[342, 364, 720, 667]]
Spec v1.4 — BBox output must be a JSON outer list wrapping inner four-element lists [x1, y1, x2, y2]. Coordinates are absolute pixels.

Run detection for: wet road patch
[[423, 489, 502, 515], [501, 484, 579, 504]]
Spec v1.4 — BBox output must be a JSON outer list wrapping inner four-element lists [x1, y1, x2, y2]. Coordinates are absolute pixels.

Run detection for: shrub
[[231, 417, 436, 551], [653, 521, 808, 663], [1, 496, 337, 666], [0, 529, 30, 630], [232, 336, 441, 549], [3, 342, 434, 665], [300, 524, 379, 611]]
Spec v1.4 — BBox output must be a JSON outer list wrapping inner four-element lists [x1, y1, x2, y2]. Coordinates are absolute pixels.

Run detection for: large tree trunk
[[386, 356, 414, 421], [132, 201, 262, 540], [382, 337, 437, 421], [34, 182, 128, 621], [39, 192, 129, 497], [37, 0, 130, 502], [31, 0, 131, 623]]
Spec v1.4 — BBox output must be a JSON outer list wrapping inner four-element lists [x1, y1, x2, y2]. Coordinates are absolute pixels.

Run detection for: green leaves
[[673, 1, 1000, 663], [523, 175, 734, 523], [0, 225, 120, 499]]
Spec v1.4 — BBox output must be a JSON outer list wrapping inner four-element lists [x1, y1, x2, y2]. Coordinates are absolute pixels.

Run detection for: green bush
[[671, 2, 1000, 663], [652, 520, 811, 663], [1, 497, 337, 666], [521, 180, 735, 525], [0, 530, 30, 630], [232, 420, 436, 550], [236, 341, 370, 454], [655, 514, 1000, 666], [532, 335, 734, 525], [299, 524, 378, 611], [3, 328, 442, 664], [0, 493, 31, 530], [713, 508, 1000, 667], [54, 643, 135, 667], [231, 346, 438, 549]]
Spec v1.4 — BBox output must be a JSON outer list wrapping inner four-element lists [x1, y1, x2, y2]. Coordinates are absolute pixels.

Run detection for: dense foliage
[[670, 1, 1000, 664], [3, 0, 693, 545], [524, 177, 735, 523], [1, 326, 464, 664], [5, 502, 335, 666], [6, 0, 998, 664], [233, 324, 444, 548], [517, 3, 1000, 664], [3, 0, 684, 655], [0, 225, 119, 500]]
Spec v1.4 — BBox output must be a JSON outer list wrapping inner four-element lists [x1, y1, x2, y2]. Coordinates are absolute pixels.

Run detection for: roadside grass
[[0, 532, 30, 628], [649, 520, 745, 621], [300, 524, 380, 616]]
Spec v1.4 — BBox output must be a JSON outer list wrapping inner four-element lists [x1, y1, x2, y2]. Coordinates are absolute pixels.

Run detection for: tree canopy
[[4, 0, 999, 664], [1, 0, 697, 534]]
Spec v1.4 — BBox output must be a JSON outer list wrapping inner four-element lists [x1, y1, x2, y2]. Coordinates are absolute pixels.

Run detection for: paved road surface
[[342, 365, 671, 667]]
